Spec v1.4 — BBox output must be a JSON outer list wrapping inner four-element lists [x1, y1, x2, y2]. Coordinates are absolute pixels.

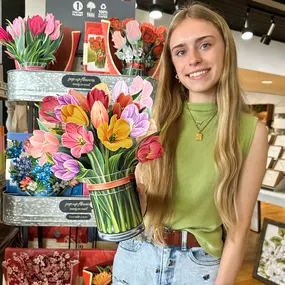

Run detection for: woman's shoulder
[[240, 112, 260, 159], [240, 111, 258, 125]]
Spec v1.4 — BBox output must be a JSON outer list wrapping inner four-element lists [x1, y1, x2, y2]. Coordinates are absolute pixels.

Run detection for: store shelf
[[0, 81, 7, 101], [258, 188, 285, 207], [7, 70, 157, 102], [3, 193, 96, 227], [0, 91, 7, 101], [0, 224, 18, 253]]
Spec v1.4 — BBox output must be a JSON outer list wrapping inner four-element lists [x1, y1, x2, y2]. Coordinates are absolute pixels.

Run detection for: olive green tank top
[[166, 102, 258, 258]]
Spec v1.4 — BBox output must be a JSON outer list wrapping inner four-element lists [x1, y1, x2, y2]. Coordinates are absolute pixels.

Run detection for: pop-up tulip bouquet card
[[25, 76, 164, 241]]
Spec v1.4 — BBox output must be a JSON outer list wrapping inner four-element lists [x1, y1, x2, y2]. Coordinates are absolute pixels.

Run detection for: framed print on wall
[[253, 218, 285, 285]]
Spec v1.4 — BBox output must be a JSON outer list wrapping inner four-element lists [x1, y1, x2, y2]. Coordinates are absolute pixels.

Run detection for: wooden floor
[[236, 202, 285, 284]]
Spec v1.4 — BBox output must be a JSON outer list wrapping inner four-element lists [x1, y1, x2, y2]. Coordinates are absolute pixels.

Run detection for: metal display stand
[[4, 70, 157, 247], [3, 193, 95, 227]]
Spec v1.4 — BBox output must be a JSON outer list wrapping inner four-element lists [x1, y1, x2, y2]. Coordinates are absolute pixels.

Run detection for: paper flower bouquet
[[109, 18, 168, 76], [0, 13, 63, 69], [6, 139, 70, 196], [26, 76, 163, 241]]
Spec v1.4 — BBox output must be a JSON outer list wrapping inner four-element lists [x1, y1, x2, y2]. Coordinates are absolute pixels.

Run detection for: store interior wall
[[245, 92, 285, 106], [24, 0, 285, 109]]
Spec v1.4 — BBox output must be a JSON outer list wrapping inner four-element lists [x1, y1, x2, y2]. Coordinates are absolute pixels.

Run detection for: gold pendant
[[196, 132, 203, 141]]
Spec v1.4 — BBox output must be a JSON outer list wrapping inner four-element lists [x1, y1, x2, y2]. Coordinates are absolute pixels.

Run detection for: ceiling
[[239, 68, 285, 95], [137, 0, 285, 44]]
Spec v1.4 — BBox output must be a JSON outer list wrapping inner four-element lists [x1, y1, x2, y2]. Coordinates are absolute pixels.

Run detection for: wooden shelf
[[0, 89, 7, 101]]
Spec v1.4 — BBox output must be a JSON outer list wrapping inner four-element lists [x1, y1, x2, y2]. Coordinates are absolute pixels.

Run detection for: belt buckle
[[181, 230, 188, 251]]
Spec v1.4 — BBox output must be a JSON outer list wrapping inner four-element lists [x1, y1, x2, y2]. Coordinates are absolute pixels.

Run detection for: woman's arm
[[215, 121, 268, 285]]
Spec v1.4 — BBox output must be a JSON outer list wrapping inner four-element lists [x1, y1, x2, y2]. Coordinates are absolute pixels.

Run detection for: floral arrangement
[[25, 76, 163, 238], [0, 13, 63, 68], [6, 139, 69, 196], [2, 250, 79, 285], [109, 18, 167, 75], [92, 265, 112, 285], [88, 36, 106, 68]]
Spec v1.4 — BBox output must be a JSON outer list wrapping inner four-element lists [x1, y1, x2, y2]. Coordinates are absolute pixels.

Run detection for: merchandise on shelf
[[93, 19, 167, 79], [84, 22, 108, 74], [83, 263, 112, 285], [3, 248, 80, 285], [0, 13, 63, 70], [28, 226, 91, 249], [48, 26, 81, 72], [24, 75, 163, 242], [80, 248, 116, 283], [5, 132, 87, 196]]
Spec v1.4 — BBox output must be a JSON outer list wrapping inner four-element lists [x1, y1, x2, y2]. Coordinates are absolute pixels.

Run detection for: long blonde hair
[[141, 2, 249, 243]]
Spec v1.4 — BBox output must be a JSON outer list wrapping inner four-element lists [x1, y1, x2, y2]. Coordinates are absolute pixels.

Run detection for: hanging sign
[[46, 0, 136, 54]]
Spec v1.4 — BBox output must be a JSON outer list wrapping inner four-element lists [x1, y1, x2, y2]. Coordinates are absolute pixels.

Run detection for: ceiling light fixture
[[174, 0, 179, 10], [149, 0, 163, 19], [261, 15, 275, 45], [241, 7, 253, 40], [262, 81, 273, 84]]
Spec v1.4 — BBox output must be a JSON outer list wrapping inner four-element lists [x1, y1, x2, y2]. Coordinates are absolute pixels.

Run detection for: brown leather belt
[[163, 228, 201, 248]]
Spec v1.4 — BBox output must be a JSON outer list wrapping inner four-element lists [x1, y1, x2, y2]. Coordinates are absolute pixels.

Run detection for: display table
[[258, 188, 285, 207], [251, 188, 285, 232]]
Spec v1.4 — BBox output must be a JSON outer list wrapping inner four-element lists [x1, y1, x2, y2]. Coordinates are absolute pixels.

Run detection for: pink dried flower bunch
[[3, 251, 79, 285]]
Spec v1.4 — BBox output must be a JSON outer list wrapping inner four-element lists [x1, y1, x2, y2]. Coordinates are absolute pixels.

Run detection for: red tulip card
[[83, 22, 109, 74]]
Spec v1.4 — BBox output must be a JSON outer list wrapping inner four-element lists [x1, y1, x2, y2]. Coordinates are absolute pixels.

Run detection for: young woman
[[112, 3, 268, 285]]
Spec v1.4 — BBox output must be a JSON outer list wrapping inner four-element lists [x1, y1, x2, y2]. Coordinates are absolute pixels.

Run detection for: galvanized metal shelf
[[3, 193, 96, 227], [7, 70, 157, 102]]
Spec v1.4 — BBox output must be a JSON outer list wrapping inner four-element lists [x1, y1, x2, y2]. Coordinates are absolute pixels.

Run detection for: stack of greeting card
[[263, 134, 285, 190]]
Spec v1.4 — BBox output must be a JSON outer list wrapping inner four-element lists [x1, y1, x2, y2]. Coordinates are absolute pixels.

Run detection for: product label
[[59, 200, 92, 213], [66, 214, 92, 220], [62, 75, 101, 89]]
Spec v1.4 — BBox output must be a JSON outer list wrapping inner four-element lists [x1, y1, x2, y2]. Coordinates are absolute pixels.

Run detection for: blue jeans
[[113, 236, 221, 285]]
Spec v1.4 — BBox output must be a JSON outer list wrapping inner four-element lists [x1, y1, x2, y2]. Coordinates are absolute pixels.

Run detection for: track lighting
[[149, 0, 163, 19], [261, 15, 275, 45], [174, 0, 179, 10], [241, 7, 253, 40]]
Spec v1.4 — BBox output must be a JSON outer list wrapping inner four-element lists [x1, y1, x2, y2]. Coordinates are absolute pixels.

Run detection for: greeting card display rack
[[4, 69, 157, 248], [263, 106, 285, 192]]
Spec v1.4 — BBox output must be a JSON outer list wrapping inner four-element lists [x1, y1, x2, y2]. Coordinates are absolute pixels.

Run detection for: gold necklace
[[186, 104, 217, 141]]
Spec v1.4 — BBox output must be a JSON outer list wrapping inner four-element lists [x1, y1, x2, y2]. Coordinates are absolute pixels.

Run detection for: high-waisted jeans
[[112, 236, 221, 285]]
